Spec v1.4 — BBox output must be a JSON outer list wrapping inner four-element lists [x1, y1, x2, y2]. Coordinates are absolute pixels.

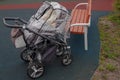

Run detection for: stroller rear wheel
[[62, 54, 72, 66], [61, 49, 72, 66], [20, 48, 35, 62], [27, 62, 44, 79], [56, 46, 63, 56]]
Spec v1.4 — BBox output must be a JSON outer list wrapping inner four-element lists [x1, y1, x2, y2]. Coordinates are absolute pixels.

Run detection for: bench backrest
[[86, 0, 92, 23]]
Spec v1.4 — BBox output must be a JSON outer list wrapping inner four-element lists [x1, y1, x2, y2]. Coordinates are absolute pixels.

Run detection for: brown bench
[[70, 0, 92, 50]]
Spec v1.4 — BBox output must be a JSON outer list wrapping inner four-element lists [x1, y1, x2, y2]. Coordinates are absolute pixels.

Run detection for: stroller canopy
[[23, 1, 70, 45]]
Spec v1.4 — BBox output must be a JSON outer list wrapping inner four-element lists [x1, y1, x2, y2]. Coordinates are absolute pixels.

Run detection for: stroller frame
[[3, 16, 72, 79]]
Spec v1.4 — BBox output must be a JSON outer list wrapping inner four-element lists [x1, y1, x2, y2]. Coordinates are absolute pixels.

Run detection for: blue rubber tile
[[0, 9, 110, 80]]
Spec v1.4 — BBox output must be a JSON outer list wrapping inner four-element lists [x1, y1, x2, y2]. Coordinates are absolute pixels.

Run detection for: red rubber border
[[0, 0, 114, 11]]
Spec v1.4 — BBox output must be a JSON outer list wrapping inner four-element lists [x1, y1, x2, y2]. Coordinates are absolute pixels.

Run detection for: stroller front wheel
[[27, 62, 44, 79], [61, 54, 72, 66]]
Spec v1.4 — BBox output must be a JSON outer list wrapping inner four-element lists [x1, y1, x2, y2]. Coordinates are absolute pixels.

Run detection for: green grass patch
[[108, 14, 120, 25], [99, 65, 105, 71], [106, 64, 116, 72], [108, 0, 120, 25], [99, 17, 120, 60], [106, 53, 118, 59]]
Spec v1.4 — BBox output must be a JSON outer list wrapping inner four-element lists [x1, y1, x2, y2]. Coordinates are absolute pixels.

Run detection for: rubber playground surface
[[0, 0, 113, 80]]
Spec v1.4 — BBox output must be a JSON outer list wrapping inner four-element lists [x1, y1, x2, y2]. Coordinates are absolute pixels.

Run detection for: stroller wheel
[[61, 54, 72, 66], [20, 48, 34, 62], [56, 47, 63, 57], [27, 62, 44, 79]]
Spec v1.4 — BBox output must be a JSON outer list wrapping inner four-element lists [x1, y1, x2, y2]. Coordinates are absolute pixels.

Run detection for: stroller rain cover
[[12, 1, 70, 48]]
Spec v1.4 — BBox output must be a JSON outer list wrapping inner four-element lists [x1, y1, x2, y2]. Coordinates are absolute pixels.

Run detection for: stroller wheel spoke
[[27, 62, 44, 79], [37, 67, 44, 72], [31, 71, 36, 78]]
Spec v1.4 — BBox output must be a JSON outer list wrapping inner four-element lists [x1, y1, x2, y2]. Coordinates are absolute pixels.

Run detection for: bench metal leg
[[84, 26, 88, 50]]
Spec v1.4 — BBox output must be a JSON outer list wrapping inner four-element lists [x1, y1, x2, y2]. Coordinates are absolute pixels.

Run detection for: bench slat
[[76, 10, 82, 33], [76, 9, 82, 23], [70, 9, 88, 34], [77, 9, 85, 33], [70, 9, 79, 32], [77, 9, 87, 34]]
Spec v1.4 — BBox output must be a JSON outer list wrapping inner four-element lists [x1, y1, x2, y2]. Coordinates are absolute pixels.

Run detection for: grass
[[98, 65, 105, 71], [99, 15, 120, 64], [92, 15, 120, 80], [106, 63, 116, 72], [108, 14, 120, 25]]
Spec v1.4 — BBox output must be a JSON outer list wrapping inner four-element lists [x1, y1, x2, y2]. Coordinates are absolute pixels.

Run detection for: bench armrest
[[74, 3, 88, 10], [72, 1, 92, 15], [70, 23, 90, 27]]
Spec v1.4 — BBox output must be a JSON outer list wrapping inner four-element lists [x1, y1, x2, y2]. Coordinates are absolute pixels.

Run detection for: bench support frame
[[70, 0, 92, 50]]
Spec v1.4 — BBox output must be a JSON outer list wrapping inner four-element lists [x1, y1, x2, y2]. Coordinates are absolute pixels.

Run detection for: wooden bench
[[70, 0, 92, 50]]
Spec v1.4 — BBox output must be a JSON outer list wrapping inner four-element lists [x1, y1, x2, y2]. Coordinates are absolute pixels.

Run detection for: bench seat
[[70, 0, 92, 50], [70, 9, 88, 34]]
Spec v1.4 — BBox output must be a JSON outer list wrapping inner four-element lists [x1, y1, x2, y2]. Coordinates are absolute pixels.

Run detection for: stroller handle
[[3, 17, 27, 28]]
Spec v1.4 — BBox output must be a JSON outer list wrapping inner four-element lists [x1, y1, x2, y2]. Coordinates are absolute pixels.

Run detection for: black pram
[[3, 1, 72, 79]]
